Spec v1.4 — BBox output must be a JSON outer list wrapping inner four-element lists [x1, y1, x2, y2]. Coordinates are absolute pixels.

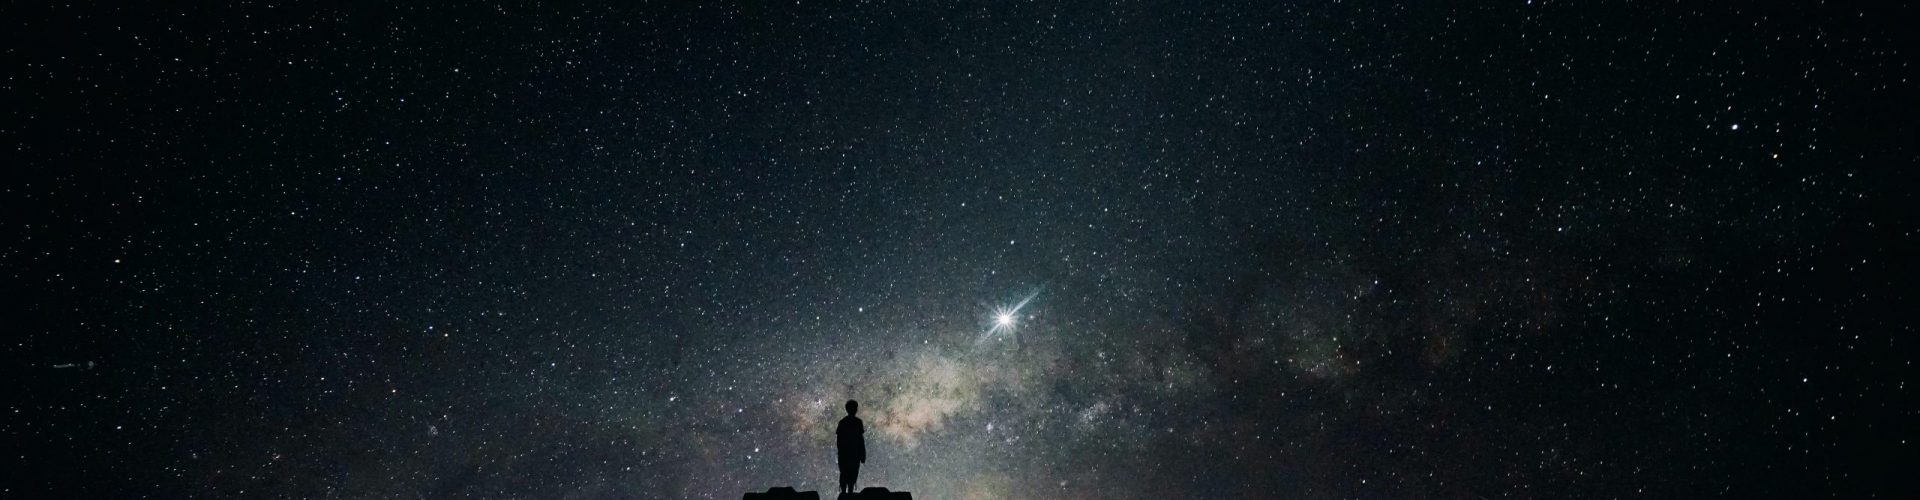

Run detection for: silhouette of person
[[836, 400, 866, 494]]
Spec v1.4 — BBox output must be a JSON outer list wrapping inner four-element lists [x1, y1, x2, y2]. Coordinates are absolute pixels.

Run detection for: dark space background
[[5, 1, 1912, 498]]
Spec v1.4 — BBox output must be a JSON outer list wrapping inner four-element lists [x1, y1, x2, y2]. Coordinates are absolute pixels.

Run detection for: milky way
[[9, 2, 1911, 498]]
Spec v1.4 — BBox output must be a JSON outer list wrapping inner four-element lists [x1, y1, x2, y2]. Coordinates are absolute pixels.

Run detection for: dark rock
[[743, 486, 820, 500], [836, 487, 912, 500]]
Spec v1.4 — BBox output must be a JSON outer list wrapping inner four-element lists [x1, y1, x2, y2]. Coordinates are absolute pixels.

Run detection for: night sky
[[7, 2, 1913, 498]]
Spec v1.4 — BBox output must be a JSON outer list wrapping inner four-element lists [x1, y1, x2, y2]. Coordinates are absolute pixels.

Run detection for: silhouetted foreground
[[840, 487, 912, 500], [742, 486, 911, 500], [743, 487, 818, 500], [837, 400, 866, 495]]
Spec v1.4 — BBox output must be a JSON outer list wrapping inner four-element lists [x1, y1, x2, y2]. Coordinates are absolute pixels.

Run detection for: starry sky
[[7, 1, 1913, 498]]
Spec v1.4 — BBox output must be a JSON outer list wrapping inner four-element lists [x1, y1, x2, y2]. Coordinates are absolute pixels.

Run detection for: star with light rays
[[979, 289, 1040, 344]]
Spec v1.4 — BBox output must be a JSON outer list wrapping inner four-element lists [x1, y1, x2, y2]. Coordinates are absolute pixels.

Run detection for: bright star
[[979, 289, 1040, 344]]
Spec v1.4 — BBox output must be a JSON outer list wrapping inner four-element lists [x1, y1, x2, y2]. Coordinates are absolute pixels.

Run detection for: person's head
[[845, 400, 859, 416]]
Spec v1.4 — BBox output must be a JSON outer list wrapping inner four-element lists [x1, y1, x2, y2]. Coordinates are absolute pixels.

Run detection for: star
[[979, 289, 1040, 343]]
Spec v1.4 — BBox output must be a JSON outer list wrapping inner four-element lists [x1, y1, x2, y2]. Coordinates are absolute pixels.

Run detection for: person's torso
[[836, 417, 863, 447]]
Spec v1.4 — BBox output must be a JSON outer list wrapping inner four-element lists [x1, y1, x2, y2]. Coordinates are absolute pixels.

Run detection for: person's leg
[[849, 462, 860, 492]]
